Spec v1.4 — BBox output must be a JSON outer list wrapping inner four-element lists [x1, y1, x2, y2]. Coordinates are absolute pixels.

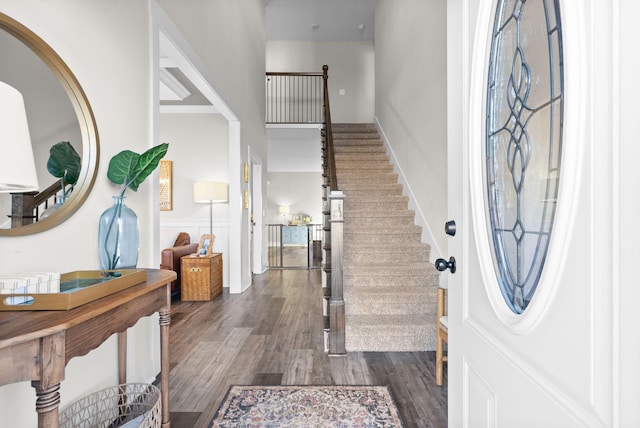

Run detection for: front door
[[446, 0, 635, 426]]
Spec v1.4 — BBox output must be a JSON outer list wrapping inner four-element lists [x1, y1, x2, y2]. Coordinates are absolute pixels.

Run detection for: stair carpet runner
[[332, 123, 439, 352]]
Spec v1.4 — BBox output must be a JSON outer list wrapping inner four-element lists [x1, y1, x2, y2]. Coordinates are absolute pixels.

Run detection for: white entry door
[[446, 0, 639, 426]]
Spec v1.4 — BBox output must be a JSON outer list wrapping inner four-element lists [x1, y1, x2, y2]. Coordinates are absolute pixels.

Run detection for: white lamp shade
[[279, 206, 290, 214], [0, 81, 39, 193], [193, 181, 228, 203]]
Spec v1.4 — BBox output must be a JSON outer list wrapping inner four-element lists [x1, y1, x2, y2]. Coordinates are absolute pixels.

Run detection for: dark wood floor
[[167, 267, 448, 427]]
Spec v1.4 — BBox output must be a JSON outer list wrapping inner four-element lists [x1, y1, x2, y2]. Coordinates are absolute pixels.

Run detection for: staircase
[[332, 123, 439, 352]]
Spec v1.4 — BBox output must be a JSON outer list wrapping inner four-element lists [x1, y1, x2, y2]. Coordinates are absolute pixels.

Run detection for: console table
[[0, 268, 176, 428]]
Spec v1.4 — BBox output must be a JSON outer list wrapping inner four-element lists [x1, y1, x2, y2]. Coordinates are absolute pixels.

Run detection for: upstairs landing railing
[[266, 71, 323, 124], [266, 65, 346, 355]]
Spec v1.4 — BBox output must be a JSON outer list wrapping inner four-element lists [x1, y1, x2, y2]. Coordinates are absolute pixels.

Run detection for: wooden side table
[[181, 253, 222, 301], [0, 269, 176, 428]]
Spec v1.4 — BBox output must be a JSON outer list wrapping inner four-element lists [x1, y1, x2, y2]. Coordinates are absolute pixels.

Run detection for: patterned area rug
[[210, 385, 405, 427]]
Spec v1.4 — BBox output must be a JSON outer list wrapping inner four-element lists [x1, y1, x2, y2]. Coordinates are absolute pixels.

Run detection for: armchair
[[160, 232, 197, 297]]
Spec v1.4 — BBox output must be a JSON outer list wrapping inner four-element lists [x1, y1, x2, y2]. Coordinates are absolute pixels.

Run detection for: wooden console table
[[0, 268, 176, 428]]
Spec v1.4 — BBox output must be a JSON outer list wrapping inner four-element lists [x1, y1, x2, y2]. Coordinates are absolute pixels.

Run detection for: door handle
[[435, 256, 456, 274], [445, 220, 456, 236]]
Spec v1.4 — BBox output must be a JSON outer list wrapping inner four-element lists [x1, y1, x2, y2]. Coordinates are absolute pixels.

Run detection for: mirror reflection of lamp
[[0, 81, 39, 194], [193, 181, 228, 249], [279, 205, 289, 225]]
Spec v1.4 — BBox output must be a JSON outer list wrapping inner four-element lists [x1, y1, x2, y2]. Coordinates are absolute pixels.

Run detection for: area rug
[[210, 385, 405, 427]]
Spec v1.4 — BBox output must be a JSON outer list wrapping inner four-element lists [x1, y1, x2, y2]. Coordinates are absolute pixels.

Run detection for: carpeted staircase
[[332, 123, 439, 352]]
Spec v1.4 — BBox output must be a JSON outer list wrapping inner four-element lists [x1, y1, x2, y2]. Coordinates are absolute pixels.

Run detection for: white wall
[[266, 127, 322, 227], [267, 128, 322, 173], [375, 0, 448, 257], [159, 112, 230, 286], [267, 173, 323, 225], [159, 0, 266, 293], [619, 2, 640, 424], [267, 40, 375, 123], [0, 2, 158, 426]]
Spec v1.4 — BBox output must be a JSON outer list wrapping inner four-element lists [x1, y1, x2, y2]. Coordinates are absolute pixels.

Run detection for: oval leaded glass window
[[485, 0, 564, 314]]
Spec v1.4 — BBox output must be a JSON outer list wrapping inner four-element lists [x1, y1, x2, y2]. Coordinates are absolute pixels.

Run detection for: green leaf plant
[[102, 143, 168, 270], [107, 143, 169, 198], [47, 141, 81, 200]]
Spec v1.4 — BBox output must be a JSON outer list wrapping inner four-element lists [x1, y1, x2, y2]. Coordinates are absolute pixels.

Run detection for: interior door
[[446, 0, 625, 426]]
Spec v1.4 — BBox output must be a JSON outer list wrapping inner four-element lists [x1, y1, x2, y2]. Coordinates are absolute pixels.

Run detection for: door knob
[[435, 256, 456, 274], [445, 220, 456, 236]]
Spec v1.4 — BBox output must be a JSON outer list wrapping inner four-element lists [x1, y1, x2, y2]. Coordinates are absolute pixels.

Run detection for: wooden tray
[[0, 269, 147, 311]]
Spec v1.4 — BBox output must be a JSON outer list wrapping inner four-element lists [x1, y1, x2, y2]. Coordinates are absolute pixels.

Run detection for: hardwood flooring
[[268, 245, 322, 269], [167, 268, 448, 427]]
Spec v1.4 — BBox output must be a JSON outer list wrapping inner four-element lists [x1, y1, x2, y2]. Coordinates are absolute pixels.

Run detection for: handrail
[[322, 65, 338, 191], [266, 72, 323, 77], [265, 66, 345, 355], [321, 65, 345, 355], [34, 181, 65, 206], [10, 181, 66, 227]]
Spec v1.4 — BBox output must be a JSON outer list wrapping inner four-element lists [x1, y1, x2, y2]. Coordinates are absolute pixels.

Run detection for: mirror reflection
[[0, 13, 98, 235]]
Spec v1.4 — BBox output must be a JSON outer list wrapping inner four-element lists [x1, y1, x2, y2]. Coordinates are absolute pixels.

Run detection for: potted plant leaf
[[48, 140, 81, 196], [98, 143, 168, 270], [39, 141, 81, 219]]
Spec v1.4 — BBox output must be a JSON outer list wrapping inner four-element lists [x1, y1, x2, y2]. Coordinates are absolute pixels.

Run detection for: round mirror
[[0, 12, 98, 236]]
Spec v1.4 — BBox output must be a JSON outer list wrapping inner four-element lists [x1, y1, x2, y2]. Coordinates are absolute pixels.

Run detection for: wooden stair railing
[[10, 181, 66, 227], [322, 66, 346, 355], [265, 65, 346, 355]]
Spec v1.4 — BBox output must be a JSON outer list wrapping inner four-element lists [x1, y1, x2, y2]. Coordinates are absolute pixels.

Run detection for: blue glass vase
[[98, 195, 139, 270]]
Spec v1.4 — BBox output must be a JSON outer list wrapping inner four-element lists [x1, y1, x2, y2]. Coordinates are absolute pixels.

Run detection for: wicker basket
[[59, 383, 161, 428]]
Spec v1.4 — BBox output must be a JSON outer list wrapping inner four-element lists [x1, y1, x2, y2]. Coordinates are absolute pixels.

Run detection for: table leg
[[32, 383, 61, 428], [118, 331, 127, 385], [32, 331, 65, 428], [160, 304, 171, 427]]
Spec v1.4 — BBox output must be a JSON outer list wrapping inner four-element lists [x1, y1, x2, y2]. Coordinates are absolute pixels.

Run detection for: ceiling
[[265, 0, 376, 42], [160, 0, 376, 107]]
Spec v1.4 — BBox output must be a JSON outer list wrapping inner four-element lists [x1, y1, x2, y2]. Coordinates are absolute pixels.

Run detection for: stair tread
[[344, 263, 438, 274], [344, 193, 406, 199], [345, 209, 413, 216], [344, 242, 430, 250], [344, 226, 422, 233], [345, 285, 435, 295], [346, 313, 433, 325]]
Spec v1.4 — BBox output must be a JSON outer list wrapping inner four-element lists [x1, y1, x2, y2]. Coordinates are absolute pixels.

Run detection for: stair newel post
[[322, 190, 332, 350], [329, 190, 346, 355], [322, 188, 332, 272], [10, 191, 37, 227]]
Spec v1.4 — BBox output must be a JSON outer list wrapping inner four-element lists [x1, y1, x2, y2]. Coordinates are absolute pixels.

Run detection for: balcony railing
[[265, 72, 324, 124]]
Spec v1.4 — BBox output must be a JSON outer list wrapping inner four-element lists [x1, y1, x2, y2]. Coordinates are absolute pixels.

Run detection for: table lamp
[[279, 205, 289, 225], [0, 81, 39, 193]]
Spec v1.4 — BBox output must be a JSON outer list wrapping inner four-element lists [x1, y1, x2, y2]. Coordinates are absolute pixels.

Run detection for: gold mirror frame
[[0, 12, 99, 236]]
